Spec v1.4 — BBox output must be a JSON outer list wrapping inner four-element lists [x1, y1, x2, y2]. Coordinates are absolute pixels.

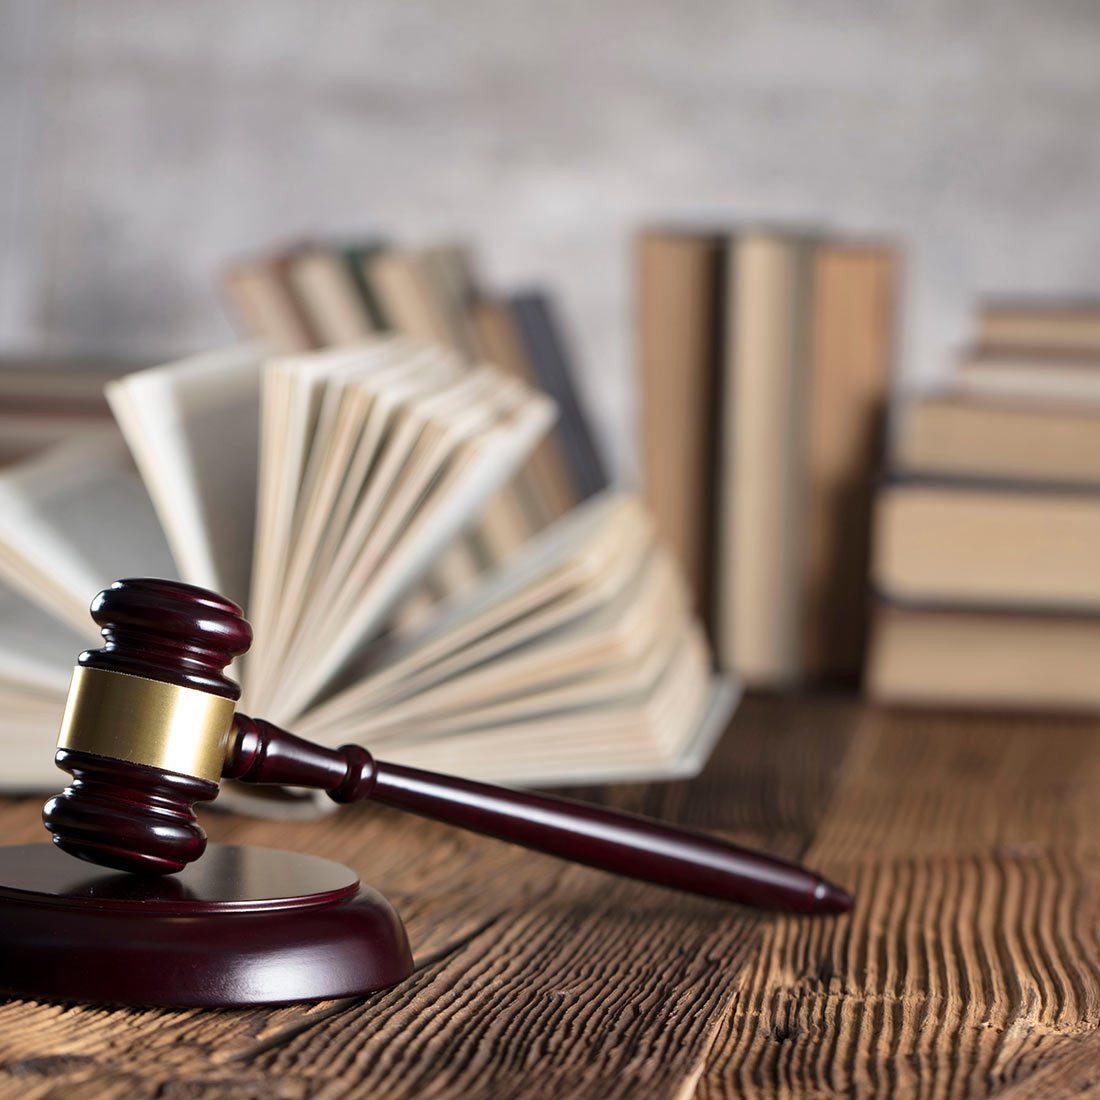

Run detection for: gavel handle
[[226, 715, 850, 914]]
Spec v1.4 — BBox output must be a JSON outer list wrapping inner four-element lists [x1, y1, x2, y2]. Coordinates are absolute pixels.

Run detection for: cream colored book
[[895, 393, 1100, 486], [718, 232, 813, 685], [954, 349, 1100, 405], [223, 257, 315, 353], [287, 247, 378, 347], [872, 481, 1100, 609], [0, 338, 735, 803], [364, 252, 456, 347]]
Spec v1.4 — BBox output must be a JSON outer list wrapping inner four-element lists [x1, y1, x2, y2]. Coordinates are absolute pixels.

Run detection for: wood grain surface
[[1, 696, 1098, 1098]]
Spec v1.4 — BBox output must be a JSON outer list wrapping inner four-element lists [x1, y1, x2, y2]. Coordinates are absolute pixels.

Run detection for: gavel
[[42, 578, 851, 914]]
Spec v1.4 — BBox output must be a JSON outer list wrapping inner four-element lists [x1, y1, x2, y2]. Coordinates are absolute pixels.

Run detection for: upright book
[[510, 291, 609, 502], [799, 245, 896, 680], [720, 231, 814, 685], [636, 230, 723, 623], [637, 225, 897, 685]]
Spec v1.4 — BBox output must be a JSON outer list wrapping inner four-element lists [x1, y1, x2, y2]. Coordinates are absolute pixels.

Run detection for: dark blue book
[[509, 291, 609, 500]]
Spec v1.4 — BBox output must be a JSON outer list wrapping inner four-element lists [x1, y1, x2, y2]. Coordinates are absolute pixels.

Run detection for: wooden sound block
[[0, 843, 413, 1007]]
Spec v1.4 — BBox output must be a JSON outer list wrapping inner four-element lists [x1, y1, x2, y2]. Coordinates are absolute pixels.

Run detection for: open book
[[0, 338, 737, 808]]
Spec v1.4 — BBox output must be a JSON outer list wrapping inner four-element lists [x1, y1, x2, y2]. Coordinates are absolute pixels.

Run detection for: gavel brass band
[[57, 666, 235, 783]]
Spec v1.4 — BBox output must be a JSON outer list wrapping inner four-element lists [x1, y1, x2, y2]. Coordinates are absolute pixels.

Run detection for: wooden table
[[1, 695, 1099, 1098]]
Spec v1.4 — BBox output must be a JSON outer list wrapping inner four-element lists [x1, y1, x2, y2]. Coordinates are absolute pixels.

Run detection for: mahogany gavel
[[42, 579, 851, 913]]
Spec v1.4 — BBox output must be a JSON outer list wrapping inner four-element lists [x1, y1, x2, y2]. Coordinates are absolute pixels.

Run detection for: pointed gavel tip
[[813, 878, 854, 914]]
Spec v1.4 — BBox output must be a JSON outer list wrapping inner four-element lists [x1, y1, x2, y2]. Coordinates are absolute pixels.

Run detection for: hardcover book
[[637, 225, 897, 686]]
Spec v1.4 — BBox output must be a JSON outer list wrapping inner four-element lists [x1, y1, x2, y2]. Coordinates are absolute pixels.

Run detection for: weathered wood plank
[[0, 697, 856, 1099], [991, 1025, 1100, 1098], [13, 701, 1100, 1098], [698, 707, 1100, 1099]]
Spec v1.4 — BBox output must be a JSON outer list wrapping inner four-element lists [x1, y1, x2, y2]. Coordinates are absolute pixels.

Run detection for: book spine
[[801, 246, 897, 682], [343, 243, 391, 329], [636, 232, 723, 626], [719, 233, 810, 684], [223, 255, 320, 353]]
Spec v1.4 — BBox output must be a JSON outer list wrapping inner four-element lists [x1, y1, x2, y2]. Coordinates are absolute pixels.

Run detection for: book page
[[362, 626, 716, 786], [264, 358, 553, 721], [0, 684, 68, 791], [316, 553, 682, 742], [108, 345, 264, 609], [297, 492, 642, 731], [245, 341, 450, 701], [247, 345, 400, 693], [0, 581, 86, 693], [0, 429, 176, 632]]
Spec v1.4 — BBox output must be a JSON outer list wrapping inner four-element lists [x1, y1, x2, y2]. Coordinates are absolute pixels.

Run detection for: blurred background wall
[[3, 0, 1100, 479]]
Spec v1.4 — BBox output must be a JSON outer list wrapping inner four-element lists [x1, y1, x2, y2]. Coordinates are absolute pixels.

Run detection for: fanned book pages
[[0, 337, 736, 805]]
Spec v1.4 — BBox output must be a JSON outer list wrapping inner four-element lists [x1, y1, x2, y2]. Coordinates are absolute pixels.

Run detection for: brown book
[[223, 253, 319, 353], [872, 480, 1100, 610], [896, 394, 1100, 486], [364, 250, 462, 349], [418, 244, 482, 360], [866, 600, 1100, 712], [801, 245, 896, 680], [977, 300, 1100, 355], [287, 247, 377, 346], [717, 232, 814, 683], [637, 230, 723, 623]]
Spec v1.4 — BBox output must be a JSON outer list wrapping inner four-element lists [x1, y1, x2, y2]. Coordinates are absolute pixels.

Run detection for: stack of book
[[0, 357, 131, 465], [223, 240, 609, 614], [637, 227, 899, 686], [867, 300, 1100, 711]]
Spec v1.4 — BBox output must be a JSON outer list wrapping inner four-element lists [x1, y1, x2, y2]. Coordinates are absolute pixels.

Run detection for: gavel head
[[42, 578, 252, 875]]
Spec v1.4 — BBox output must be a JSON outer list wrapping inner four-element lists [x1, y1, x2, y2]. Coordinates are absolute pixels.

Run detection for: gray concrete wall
[[3, 0, 1100, 478]]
